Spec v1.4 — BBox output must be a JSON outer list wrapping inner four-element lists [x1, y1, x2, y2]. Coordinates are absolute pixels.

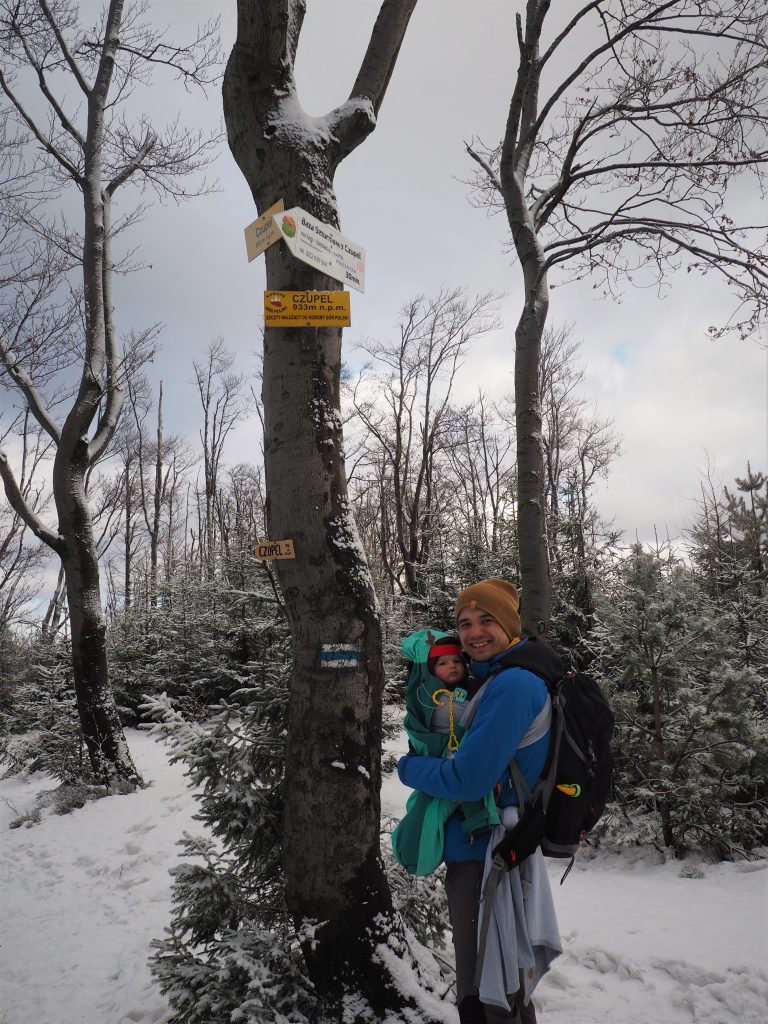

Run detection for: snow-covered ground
[[2, 729, 767, 1024]]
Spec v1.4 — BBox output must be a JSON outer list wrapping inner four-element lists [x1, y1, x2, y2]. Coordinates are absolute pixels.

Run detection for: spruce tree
[[593, 544, 767, 858]]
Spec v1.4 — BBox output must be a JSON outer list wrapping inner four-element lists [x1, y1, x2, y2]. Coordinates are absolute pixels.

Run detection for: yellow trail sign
[[244, 199, 284, 261], [254, 539, 295, 560], [264, 290, 351, 328]]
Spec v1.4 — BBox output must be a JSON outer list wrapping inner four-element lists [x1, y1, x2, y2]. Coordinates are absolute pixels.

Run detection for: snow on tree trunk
[[513, 286, 551, 637], [54, 445, 140, 787], [223, 2, 430, 1016], [0, 0, 218, 790]]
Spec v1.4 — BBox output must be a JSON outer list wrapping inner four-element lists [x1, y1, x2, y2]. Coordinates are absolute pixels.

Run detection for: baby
[[427, 634, 467, 690], [426, 635, 471, 752]]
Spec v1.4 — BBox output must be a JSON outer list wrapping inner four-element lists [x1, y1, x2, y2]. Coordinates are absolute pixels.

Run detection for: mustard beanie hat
[[454, 578, 522, 641]]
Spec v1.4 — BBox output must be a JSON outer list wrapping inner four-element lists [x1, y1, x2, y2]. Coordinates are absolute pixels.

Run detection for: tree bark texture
[[224, 2, 425, 1016], [513, 288, 551, 637], [53, 442, 140, 787], [650, 663, 674, 849], [0, 0, 139, 787], [499, 1, 553, 635], [473, 0, 768, 632]]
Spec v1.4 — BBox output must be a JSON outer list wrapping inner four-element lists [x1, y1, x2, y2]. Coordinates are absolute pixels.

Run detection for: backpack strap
[[453, 678, 492, 733], [475, 849, 507, 985], [507, 697, 552, 806], [539, 682, 566, 810], [508, 759, 529, 808]]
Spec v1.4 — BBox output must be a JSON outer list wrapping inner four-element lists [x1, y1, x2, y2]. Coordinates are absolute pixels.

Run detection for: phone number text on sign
[[275, 207, 365, 293]]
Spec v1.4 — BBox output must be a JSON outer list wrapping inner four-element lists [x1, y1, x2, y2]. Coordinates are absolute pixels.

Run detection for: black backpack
[[474, 653, 615, 985], [487, 643, 615, 875]]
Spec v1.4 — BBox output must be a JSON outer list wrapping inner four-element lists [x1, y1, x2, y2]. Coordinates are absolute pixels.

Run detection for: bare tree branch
[[0, 333, 62, 442], [0, 445, 62, 550]]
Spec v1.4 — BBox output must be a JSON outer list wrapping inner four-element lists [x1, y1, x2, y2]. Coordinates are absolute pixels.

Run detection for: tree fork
[[224, 1, 428, 1013]]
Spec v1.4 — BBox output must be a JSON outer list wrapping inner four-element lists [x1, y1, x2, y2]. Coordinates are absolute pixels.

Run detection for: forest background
[[0, 2, 766, 1023]]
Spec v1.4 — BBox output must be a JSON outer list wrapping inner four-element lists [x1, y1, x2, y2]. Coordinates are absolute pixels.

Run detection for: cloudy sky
[[4, 0, 767, 557]]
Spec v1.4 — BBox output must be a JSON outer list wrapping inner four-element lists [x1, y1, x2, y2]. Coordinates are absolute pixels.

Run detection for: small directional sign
[[264, 290, 351, 328], [254, 539, 295, 560], [244, 198, 284, 261], [274, 207, 366, 292]]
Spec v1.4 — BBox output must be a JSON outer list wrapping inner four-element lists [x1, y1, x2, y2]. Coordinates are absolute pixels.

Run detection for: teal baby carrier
[[391, 629, 499, 875]]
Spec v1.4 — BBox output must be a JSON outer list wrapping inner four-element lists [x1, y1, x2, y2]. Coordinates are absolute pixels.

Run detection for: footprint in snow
[[125, 819, 157, 835]]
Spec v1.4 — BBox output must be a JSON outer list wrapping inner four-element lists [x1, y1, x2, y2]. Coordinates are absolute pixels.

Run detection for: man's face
[[456, 606, 510, 662]]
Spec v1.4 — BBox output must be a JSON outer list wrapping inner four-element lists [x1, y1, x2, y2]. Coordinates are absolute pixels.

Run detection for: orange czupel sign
[[254, 539, 296, 560], [263, 290, 351, 328]]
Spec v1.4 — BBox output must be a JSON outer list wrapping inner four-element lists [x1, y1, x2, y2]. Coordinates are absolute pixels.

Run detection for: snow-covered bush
[[0, 638, 84, 784], [381, 835, 449, 951], [593, 544, 768, 859], [144, 668, 317, 1023], [109, 562, 287, 724]]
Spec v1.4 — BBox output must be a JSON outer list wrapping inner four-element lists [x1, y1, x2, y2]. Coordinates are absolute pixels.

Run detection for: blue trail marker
[[319, 644, 359, 669]]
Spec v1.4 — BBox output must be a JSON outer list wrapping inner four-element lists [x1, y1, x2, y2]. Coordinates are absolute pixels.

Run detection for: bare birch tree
[[444, 392, 517, 558], [125, 375, 195, 609], [348, 287, 500, 598], [193, 338, 247, 579], [465, 0, 768, 634], [223, 1, 431, 1015], [0, 0, 219, 786]]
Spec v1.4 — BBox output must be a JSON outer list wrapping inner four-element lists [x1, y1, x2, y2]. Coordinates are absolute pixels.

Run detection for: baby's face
[[433, 655, 466, 687]]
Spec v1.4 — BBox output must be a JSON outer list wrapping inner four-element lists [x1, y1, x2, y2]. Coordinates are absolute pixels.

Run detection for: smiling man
[[397, 578, 563, 1024]]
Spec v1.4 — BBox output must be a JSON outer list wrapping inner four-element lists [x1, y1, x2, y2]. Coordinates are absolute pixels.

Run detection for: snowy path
[[0, 729, 766, 1024], [382, 742, 768, 1024], [0, 731, 195, 1024], [536, 854, 768, 1023]]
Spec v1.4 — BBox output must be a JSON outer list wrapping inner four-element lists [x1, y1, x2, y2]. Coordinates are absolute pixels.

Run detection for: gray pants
[[445, 860, 537, 1024]]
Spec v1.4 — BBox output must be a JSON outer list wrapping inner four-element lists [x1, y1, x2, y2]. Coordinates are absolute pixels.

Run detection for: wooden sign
[[254, 539, 295, 560], [274, 207, 366, 292], [263, 290, 351, 328], [244, 199, 284, 261]]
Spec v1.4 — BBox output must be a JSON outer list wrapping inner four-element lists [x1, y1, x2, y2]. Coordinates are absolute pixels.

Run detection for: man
[[397, 578, 563, 1024]]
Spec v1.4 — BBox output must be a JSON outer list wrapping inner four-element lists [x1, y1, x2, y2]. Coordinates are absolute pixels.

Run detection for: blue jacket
[[397, 638, 563, 862]]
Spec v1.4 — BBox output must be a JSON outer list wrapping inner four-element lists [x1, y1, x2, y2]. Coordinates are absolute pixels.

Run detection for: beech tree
[[466, 0, 768, 634], [124, 376, 195, 610], [531, 324, 620, 626], [0, 0, 218, 786], [222, 1, 428, 1016]]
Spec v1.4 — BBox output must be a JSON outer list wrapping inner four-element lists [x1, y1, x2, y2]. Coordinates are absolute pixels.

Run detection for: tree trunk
[[124, 459, 133, 609], [41, 565, 67, 641], [499, 4, 553, 635], [514, 289, 552, 635], [223, 2, 424, 1014], [650, 664, 674, 849], [150, 382, 163, 608], [251, 167, 403, 1016], [54, 445, 140, 788]]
